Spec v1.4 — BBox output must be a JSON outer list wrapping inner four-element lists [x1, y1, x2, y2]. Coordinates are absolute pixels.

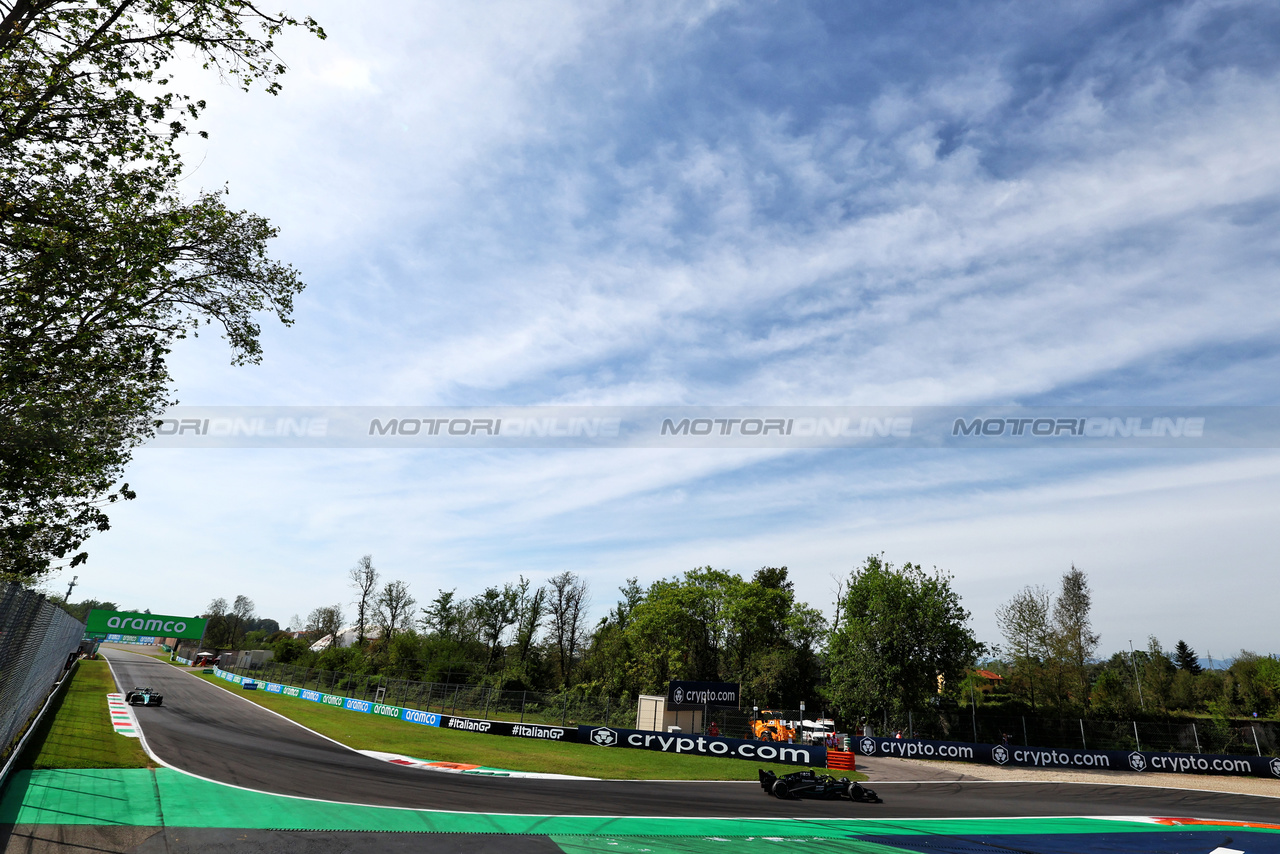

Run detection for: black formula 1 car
[[759, 769, 880, 802], [124, 687, 163, 706]]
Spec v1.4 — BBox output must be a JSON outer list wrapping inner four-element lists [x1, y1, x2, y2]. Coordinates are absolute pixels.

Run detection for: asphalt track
[[102, 650, 1279, 823]]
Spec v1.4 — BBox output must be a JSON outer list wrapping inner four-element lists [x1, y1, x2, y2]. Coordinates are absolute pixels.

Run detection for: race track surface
[[103, 651, 1278, 822]]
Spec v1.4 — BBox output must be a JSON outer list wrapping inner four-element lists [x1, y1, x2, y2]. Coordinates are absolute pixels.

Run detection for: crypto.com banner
[[857, 736, 1280, 779], [142, 406, 1280, 448], [578, 724, 825, 767]]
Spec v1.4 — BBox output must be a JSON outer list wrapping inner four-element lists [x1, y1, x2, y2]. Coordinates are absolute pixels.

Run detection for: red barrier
[[826, 749, 856, 771]]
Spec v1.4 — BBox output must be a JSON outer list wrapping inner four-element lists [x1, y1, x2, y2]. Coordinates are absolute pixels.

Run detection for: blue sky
[[67, 0, 1280, 657]]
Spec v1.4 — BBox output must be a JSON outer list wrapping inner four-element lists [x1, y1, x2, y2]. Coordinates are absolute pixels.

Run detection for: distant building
[[307, 624, 382, 652]]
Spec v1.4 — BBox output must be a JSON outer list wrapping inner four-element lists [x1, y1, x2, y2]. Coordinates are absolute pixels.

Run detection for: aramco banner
[[86, 609, 207, 640]]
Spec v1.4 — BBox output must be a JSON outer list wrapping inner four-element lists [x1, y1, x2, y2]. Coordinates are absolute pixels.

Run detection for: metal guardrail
[[0, 582, 86, 773]]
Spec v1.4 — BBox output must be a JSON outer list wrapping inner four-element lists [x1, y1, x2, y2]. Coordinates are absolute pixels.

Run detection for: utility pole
[[64, 575, 78, 603], [1128, 640, 1146, 710]]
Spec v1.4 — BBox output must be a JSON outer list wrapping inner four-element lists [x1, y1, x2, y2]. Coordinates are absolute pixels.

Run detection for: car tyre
[[771, 779, 792, 799]]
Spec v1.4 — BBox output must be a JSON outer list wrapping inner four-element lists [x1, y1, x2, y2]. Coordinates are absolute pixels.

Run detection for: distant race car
[[124, 687, 163, 707], [759, 769, 880, 802]]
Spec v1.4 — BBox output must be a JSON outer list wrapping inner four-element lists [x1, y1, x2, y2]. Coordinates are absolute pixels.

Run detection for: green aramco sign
[[86, 609, 207, 640]]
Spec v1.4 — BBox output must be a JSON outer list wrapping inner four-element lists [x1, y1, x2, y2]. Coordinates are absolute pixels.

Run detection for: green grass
[[19, 660, 152, 770], [189, 670, 863, 781]]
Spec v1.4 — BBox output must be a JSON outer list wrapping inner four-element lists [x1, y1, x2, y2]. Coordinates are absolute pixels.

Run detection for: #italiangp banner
[[86, 609, 207, 640]]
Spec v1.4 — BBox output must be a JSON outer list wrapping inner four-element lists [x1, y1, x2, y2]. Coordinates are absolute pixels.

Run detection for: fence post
[[1192, 722, 1200, 753], [562, 692, 569, 725], [1022, 715, 1028, 746], [604, 695, 610, 726], [1133, 720, 1141, 751], [1079, 719, 1086, 750], [451, 686, 459, 714], [520, 691, 528, 723], [1253, 725, 1263, 756], [971, 712, 977, 743], [484, 687, 492, 720]]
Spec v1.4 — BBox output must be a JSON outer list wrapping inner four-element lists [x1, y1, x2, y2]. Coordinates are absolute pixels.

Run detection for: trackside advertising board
[[209, 669, 577, 742], [87, 609, 207, 640], [666, 680, 740, 710], [578, 724, 826, 767], [857, 736, 1280, 779]]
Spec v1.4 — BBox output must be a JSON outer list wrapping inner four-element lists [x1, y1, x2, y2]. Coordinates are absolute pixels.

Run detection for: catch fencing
[[222, 659, 640, 730], [881, 709, 1277, 757], [215, 656, 1278, 757], [221, 659, 760, 736], [0, 582, 85, 765]]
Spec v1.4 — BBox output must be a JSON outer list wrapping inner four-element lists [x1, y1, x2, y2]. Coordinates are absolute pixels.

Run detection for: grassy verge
[[187, 670, 863, 781], [19, 660, 152, 770]]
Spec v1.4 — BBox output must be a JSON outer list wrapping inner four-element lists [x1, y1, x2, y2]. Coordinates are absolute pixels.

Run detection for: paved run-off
[[4, 767, 1280, 847]]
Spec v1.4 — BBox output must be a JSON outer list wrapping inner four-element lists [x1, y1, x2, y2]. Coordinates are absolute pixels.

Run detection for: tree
[[51, 596, 117, 622], [226, 594, 255, 649], [825, 555, 983, 725], [0, 1, 323, 580], [1141, 636, 1176, 711], [372, 579, 415, 643], [512, 576, 546, 666], [421, 589, 464, 640], [472, 584, 518, 673], [1175, 640, 1203, 674], [547, 571, 590, 686], [1050, 565, 1100, 708], [719, 566, 826, 707], [995, 584, 1053, 710], [348, 555, 379, 647], [306, 604, 343, 643]]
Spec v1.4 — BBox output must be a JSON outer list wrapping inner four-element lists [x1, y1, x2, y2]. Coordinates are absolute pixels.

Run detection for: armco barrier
[[576, 724, 826, 767], [856, 735, 1280, 779]]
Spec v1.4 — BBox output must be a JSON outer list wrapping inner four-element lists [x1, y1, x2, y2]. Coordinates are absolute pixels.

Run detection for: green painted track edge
[[4, 768, 1280, 837]]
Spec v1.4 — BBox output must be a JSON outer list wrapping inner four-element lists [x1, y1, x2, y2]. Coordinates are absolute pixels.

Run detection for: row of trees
[[222, 553, 1275, 728], [249, 554, 977, 720], [262, 557, 596, 691], [992, 570, 1280, 719], [995, 565, 1100, 710], [202, 595, 279, 650]]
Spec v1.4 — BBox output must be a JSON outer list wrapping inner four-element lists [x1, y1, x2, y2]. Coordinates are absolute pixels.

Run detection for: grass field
[[183, 667, 862, 781], [20, 660, 152, 770]]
